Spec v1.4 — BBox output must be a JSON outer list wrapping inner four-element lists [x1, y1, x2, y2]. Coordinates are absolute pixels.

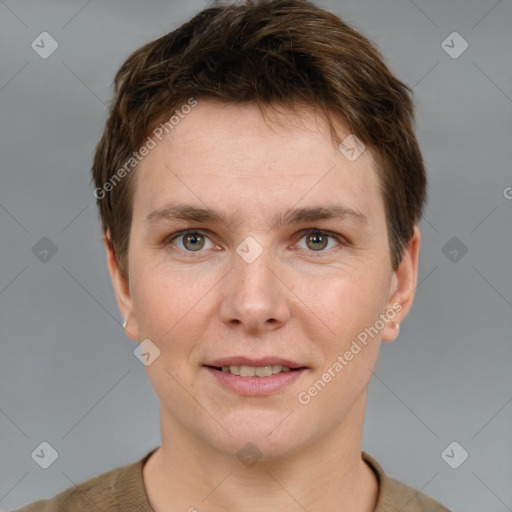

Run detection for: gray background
[[1, 0, 511, 510]]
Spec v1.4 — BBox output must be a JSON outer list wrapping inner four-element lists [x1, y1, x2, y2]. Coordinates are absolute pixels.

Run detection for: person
[[14, 0, 452, 510]]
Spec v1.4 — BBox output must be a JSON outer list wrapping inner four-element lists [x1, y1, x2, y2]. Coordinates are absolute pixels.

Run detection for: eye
[[295, 229, 343, 253], [167, 230, 215, 252], [164, 228, 344, 256]]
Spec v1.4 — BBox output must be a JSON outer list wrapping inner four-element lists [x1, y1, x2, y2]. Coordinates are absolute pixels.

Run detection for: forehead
[[131, 101, 384, 228]]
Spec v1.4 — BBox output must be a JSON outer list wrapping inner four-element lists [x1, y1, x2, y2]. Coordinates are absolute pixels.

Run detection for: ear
[[381, 225, 421, 342], [103, 231, 140, 341]]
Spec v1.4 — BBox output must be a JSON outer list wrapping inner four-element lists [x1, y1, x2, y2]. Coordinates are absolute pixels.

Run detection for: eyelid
[[164, 229, 210, 244]]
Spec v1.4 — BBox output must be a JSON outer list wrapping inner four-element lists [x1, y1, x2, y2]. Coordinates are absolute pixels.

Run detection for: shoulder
[[10, 448, 157, 512], [362, 451, 452, 512], [382, 476, 452, 512], [10, 466, 123, 512]]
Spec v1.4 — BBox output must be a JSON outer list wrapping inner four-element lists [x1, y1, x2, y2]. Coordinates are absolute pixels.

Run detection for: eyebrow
[[145, 203, 368, 229]]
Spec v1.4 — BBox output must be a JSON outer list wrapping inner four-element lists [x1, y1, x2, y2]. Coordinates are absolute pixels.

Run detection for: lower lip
[[204, 367, 306, 396]]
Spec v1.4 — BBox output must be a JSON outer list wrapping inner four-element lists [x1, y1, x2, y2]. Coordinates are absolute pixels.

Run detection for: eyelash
[[164, 228, 346, 257]]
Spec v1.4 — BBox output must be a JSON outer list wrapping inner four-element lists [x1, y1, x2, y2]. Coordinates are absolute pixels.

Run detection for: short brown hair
[[91, 0, 426, 277]]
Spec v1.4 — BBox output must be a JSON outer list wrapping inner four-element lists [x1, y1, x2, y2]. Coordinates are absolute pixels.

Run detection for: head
[[92, 0, 425, 461]]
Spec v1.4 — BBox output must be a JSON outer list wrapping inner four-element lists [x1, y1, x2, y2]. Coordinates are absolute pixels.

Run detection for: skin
[[104, 100, 420, 511]]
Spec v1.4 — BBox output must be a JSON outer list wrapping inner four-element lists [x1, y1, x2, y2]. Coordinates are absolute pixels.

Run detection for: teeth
[[220, 364, 292, 377], [240, 365, 255, 377], [229, 365, 240, 375], [255, 366, 272, 377]]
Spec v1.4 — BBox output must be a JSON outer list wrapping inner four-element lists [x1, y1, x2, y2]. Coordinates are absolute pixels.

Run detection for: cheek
[[298, 268, 391, 344], [130, 270, 210, 395], [294, 276, 386, 419], [130, 260, 222, 359]]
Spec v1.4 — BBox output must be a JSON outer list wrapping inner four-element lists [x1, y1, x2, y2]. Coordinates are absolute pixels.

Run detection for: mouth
[[203, 357, 308, 395], [204, 357, 307, 377], [206, 364, 300, 377]]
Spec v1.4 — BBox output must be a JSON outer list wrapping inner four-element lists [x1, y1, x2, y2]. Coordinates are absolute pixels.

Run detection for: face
[[106, 101, 419, 461]]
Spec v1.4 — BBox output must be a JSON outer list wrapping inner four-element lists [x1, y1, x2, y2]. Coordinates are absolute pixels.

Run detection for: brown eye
[[305, 231, 329, 251], [295, 229, 343, 254]]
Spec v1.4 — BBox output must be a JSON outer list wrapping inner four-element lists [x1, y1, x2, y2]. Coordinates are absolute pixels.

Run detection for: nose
[[219, 245, 291, 334]]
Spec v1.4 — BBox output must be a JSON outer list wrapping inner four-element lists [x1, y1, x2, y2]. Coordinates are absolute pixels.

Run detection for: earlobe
[[381, 226, 421, 343], [102, 232, 140, 341], [381, 321, 401, 343]]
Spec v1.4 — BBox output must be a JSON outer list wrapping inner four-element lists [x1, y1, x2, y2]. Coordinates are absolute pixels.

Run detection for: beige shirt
[[13, 448, 451, 511]]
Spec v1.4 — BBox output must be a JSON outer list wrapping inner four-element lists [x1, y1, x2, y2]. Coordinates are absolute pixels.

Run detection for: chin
[[204, 414, 314, 463]]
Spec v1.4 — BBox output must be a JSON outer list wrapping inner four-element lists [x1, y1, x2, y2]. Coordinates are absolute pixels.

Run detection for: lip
[[204, 366, 307, 396], [205, 356, 305, 369]]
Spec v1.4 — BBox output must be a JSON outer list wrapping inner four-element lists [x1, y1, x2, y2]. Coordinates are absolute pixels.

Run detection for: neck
[[143, 394, 378, 512]]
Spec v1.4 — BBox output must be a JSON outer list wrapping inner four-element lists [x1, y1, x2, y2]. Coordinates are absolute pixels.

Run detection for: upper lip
[[205, 357, 306, 369]]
